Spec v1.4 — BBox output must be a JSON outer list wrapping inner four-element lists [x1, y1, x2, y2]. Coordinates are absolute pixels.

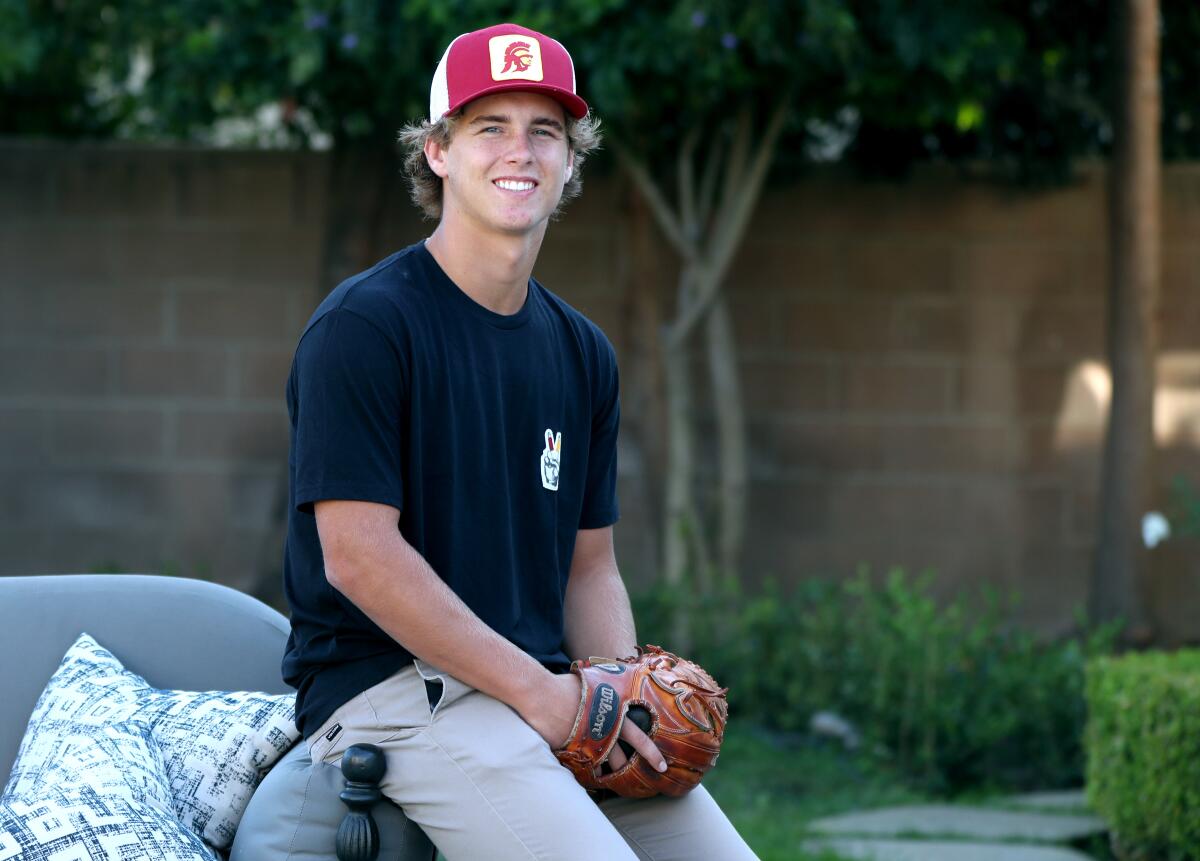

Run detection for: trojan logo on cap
[[489, 35, 544, 82]]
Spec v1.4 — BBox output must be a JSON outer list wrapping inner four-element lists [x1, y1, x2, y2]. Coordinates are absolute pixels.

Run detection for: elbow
[[321, 537, 367, 595]]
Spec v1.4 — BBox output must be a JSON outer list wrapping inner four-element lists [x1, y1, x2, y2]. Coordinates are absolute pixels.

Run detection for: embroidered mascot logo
[[502, 41, 534, 73], [488, 35, 544, 82], [540, 429, 562, 492]]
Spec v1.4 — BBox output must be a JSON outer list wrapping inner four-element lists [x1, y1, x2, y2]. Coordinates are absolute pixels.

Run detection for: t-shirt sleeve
[[579, 335, 620, 529], [292, 308, 406, 514]]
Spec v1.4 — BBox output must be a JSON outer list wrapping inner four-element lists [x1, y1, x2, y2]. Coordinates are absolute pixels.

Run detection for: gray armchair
[[0, 574, 435, 861]]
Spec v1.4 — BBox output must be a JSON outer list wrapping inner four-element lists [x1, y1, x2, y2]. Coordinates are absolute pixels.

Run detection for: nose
[[503, 130, 534, 164]]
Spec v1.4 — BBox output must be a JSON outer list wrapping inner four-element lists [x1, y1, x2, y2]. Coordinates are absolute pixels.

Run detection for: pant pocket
[[413, 659, 471, 721], [309, 666, 426, 765]]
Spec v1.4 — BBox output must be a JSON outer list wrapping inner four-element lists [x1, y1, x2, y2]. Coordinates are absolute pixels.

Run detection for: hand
[[521, 671, 585, 750], [607, 713, 667, 774]]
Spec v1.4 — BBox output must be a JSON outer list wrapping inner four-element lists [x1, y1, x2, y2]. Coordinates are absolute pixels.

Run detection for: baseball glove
[[554, 645, 728, 798]]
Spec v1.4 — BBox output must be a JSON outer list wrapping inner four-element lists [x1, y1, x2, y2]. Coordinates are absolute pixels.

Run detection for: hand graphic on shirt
[[541, 429, 561, 491]]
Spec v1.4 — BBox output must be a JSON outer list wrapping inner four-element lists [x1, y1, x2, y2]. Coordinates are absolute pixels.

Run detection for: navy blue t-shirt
[[281, 241, 620, 738]]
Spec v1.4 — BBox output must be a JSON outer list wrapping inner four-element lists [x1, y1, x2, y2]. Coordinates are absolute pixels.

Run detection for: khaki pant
[[308, 661, 758, 861]]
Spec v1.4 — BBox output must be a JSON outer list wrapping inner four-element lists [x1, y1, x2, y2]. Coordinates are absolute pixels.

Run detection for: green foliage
[[634, 568, 1119, 793], [4, 0, 1199, 177], [842, 0, 1104, 182], [0, 0, 123, 136], [1086, 650, 1200, 860], [84, 0, 440, 145]]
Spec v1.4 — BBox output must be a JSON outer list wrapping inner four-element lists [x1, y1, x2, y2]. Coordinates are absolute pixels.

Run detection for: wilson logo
[[588, 684, 619, 740]]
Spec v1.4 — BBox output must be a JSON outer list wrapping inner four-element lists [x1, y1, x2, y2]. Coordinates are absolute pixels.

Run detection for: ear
[[424, 134, 450, 179], [564, 149, 574, 183]]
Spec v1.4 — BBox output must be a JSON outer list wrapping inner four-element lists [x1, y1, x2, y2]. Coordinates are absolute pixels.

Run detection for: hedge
[[1086, 649, 1200, 859]]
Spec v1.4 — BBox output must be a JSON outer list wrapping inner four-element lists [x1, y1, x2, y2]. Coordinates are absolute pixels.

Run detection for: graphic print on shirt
[[541, 428, 562, 491]]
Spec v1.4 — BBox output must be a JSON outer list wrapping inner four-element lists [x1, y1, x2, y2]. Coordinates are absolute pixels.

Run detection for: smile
[[494, 179, 536, 192]]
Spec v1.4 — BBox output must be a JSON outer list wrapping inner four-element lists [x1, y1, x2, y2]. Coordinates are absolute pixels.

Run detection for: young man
[[281, 22, 756, 860]]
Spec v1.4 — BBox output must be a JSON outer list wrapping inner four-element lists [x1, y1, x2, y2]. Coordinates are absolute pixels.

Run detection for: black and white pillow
[[0, 721, 216, 861], [0, 787, 217, 861], [14, 721, 175, 810], [4, 634, 300, 852]]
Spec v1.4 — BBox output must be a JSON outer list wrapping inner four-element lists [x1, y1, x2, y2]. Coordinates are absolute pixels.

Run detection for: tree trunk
[[662, 312, 695, 650], [705, 293, 747, 584], [619, 186, 669, 572], [1091, 0, 1159, 635]]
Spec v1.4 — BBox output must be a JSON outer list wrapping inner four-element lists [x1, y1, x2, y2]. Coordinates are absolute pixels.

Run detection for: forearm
[[323, 518, 549, 717], [562, 534, 637, 661]]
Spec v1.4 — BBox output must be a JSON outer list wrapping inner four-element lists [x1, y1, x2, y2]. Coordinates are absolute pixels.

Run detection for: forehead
[[459, 91, 567, 123]]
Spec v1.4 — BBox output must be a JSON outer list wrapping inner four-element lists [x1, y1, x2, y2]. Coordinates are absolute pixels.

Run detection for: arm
[[561, 525, 665, 771], [316, 499, 580, 749], [562, 526, 636, 661]]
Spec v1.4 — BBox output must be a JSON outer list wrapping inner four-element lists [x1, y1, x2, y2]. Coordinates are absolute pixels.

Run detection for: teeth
[[495, 180, 535, 191]]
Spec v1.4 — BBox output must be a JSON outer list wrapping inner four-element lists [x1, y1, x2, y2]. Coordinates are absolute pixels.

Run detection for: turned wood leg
[[335, 743, 386, 861]]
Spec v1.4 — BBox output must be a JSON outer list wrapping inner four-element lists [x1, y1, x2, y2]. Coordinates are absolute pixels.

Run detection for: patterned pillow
[[14, 721, 175, 810], [4, 633, 300, 852], [0, 787, 216, 861], [0, 721, 216, 861]]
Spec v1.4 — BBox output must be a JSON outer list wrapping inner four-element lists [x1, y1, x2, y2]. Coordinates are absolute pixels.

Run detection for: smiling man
[[281, 22, 756, 860]]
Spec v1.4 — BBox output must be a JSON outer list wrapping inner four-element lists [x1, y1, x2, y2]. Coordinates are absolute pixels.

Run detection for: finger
[[619, 718, 667, 773], [607, 742, 628, 771]]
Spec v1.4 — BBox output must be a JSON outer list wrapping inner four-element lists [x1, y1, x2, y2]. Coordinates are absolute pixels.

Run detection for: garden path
[[801, 789, 1107, 860]]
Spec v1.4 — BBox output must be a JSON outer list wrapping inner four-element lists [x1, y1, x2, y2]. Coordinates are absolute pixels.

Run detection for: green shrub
[[633, 568, 1118, 793], [1086, 650, 1200, 860]]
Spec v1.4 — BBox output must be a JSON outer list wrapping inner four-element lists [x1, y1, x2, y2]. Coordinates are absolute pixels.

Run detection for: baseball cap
[[429, 23, 589, 122]]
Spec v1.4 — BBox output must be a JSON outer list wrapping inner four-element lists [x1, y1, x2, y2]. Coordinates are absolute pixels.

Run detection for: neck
[[424, 216, 547, 316]]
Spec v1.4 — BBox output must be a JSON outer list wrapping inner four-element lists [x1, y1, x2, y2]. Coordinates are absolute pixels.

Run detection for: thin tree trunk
[[662, 317, 695, 650], [1091, 0, 1159, 635], [705, 293, 747, 583], [609, 96, 790, 641], [620, 187, 668, 570]]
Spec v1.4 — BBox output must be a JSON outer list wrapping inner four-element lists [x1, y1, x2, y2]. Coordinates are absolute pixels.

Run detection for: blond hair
[[397, 110, 602, 220]]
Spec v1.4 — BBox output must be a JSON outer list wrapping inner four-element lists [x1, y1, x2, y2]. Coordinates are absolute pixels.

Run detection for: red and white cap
[[429, 23, 589, 122]]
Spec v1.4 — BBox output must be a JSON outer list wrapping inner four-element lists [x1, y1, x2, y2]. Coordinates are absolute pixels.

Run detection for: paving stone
[[999, 791, 1090, 812], [803, 838, 1099, 861], [808, 806, 1106, 842]]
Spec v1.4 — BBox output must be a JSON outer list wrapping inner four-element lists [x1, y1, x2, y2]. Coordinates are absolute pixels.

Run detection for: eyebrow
[[468, 113, 565, 132]]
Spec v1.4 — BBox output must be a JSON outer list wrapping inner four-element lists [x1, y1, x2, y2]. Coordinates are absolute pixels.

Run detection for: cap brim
[[444, 82, 588, 120]]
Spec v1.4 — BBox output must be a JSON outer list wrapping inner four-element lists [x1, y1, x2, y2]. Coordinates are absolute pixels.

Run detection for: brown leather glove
[[554, 645, 728, 798]]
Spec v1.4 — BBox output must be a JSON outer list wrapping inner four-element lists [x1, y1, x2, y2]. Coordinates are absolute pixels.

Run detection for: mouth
[[493, 178, 537, 193]]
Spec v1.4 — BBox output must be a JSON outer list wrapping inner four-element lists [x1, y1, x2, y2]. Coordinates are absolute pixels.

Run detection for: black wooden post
[[335, 743, 386, 861]]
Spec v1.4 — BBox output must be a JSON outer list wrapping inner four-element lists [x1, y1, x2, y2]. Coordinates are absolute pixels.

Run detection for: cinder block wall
[[0, 142, 326, 591], [722, 166, 1200, 637], [2, 141, 1199, 638]]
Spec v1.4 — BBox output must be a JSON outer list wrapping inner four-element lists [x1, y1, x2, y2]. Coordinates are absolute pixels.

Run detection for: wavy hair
[[397, 110, 602, 221]]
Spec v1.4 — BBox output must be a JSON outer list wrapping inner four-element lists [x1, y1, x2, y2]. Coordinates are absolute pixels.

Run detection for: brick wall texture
[[3, 141, 1199, 639]]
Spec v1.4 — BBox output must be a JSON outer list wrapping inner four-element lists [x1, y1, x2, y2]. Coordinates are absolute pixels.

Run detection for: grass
[[704, 723, 928, 861]]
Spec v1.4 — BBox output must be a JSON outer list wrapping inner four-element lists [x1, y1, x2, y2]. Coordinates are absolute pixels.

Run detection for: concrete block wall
[[0, 141, 326, 592], [3, 142, 1199, 637], [720, 165, 1200, 636]]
